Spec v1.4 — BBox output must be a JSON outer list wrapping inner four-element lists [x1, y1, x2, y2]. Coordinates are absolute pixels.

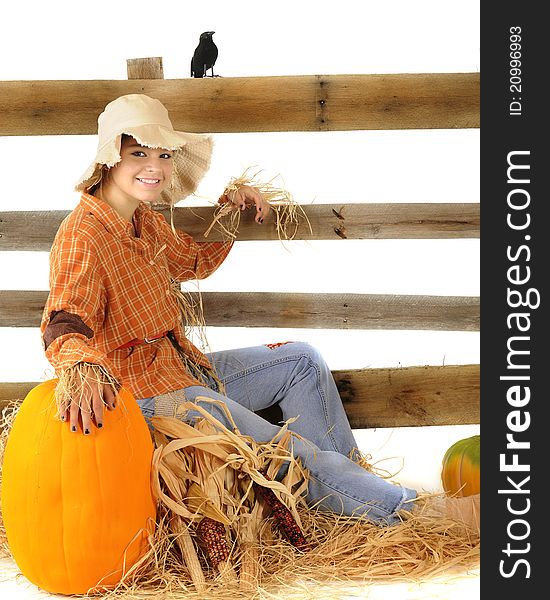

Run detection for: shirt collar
[[79, 193, 149, 239]]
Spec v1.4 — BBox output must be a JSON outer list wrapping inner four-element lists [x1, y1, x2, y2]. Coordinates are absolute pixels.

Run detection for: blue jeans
[[137, 341, 416, 525]]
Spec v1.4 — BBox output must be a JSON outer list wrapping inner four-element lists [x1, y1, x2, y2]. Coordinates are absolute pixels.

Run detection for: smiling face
[[101, 135, 174, 209]]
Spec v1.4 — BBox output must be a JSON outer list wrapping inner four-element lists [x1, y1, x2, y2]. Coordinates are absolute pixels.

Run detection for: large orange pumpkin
[[441, 434, 480, 497], [1, 379, 156, 595]]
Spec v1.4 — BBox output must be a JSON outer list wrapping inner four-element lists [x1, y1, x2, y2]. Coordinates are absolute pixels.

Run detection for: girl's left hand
[[226, 185, 270, 224]]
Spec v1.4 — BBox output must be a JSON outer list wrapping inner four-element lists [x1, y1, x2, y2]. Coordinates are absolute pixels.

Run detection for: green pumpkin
[[441, 434, 480, 497]]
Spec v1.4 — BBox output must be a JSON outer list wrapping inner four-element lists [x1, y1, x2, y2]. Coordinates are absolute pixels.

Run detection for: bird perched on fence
[[191, 31, 218, 78]]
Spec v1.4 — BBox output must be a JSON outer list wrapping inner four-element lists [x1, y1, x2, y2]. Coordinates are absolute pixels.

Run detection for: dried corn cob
[[196, 517, 238, 583], [170, 516, 207, 592], [196, 517, 230, 567], [239, 542, 259, 592], [253, 481, 310, 552], [238, 506, 262, 592]]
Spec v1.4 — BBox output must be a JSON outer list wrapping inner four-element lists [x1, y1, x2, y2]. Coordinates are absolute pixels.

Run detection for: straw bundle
[[0, 397, 479, 599], [53, 362, 120, 410], [203, 168, 312, 242]]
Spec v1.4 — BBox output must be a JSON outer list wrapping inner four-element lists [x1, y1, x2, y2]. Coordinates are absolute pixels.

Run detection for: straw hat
[[75, 94, 213, 205]]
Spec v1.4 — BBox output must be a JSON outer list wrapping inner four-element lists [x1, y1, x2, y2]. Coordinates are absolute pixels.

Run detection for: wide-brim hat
[[75, 93, 213, 206]]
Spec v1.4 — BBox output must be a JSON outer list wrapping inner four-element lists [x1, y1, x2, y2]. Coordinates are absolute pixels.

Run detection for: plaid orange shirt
[[41, 193, 233, 398]]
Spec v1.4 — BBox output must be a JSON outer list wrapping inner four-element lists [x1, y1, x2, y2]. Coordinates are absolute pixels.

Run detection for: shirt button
[[166, 289, 170, 295]]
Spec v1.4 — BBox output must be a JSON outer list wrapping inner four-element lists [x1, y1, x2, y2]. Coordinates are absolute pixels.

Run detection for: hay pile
[[0, 399, 479, 599]]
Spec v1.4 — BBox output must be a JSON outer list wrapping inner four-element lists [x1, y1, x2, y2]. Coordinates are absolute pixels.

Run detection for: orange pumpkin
[[441, 434, 480, 497], [1, 379, 156, 595]]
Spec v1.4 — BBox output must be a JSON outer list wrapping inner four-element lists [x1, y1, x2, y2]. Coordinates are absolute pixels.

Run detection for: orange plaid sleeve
[[41, 221, 116, 376], [151, 210, 233, 282]]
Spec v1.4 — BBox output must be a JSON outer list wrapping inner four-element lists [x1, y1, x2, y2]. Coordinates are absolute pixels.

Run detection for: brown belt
[[117, 331, 169, 350]]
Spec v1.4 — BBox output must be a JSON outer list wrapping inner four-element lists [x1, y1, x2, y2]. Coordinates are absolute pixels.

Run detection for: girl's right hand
[[59, 365, 117, 434]]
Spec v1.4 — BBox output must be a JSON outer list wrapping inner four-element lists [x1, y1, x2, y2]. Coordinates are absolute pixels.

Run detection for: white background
[[0, 1, 480, 598]]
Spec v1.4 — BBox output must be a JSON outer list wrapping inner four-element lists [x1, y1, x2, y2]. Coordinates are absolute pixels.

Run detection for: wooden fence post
[[126, 57, 164, 80]]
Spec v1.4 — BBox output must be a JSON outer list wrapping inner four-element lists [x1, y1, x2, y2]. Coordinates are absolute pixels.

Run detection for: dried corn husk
[[149, 398, 310, 589]]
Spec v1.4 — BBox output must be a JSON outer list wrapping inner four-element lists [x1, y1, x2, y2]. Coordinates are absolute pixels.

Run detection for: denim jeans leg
[[135, 396, 155, 431], [150, 384, 417, 525], [206, 342, 359, 458]]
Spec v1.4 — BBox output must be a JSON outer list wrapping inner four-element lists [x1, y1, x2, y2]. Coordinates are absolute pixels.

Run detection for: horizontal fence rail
[[0, 364, 479, 429], [0, 73, 480, 136], [0, 290, 480, 331], [0, 203, 480, 251]]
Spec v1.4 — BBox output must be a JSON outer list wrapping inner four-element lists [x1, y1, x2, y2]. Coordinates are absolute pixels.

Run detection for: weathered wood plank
[[336, 363, 480, 427], [0, 290, 480, 331], [0, 364, 480, 428], [127, 57, 164, 80], [0, 73, 480, 136], [0, 203, 480, 251]]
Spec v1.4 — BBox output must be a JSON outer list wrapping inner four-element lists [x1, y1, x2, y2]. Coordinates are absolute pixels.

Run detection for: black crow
[[190, 31, 218, 78]]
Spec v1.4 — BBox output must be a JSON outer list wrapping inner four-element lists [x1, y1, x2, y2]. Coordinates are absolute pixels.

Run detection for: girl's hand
[[226, 185, 270, 224], [59, 364, 117, 434]]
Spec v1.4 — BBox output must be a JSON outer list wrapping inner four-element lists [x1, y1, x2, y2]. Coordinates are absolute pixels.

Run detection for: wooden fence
[[0, 59, 480, 429]]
